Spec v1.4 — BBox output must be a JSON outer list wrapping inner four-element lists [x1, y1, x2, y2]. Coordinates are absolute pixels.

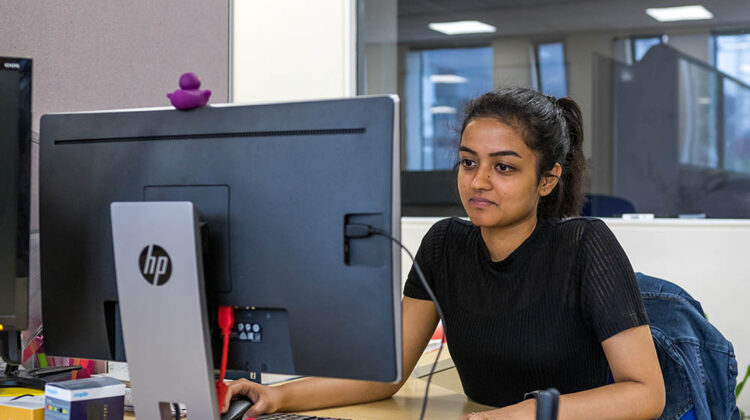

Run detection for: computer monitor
[[39, 96, 402, 382], [0, 56, 32, 367]]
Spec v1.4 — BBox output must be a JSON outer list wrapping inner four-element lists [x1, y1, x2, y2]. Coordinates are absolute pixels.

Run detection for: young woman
[[221, 88, 666, 419]]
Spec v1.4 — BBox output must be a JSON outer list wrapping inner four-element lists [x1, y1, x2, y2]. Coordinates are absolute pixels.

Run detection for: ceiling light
[[431, 106, 457, 114], [430, 75, 468, 84], [428, 21, 496, 35], [741, 64, 750, 73], [645, 5, 713, 22]]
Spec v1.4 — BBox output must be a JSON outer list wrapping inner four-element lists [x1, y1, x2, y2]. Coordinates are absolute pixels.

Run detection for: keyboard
[[258, 414, 349, 420]]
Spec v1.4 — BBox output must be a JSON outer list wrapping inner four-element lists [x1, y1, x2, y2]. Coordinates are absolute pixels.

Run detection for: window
[[723, 77, 750, 172], [677, 60, 719, 168], [534, 42, 567, 97], [715, 32, 750, 85], [715, 32, 750, 173], [404, 47, 493, 171]]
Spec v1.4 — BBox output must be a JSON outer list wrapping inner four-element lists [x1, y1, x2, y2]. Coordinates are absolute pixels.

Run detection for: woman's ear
[[538, 163, 562, 197]]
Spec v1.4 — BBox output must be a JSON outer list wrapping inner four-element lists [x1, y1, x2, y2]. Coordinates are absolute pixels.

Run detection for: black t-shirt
[[403, 217, 649, 408]]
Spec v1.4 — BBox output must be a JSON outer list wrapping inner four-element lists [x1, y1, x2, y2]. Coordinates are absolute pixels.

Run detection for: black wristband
[[523, 388, 560, 420]]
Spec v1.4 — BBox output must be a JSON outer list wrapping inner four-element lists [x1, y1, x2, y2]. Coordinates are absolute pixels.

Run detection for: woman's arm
[[277, 297, 440, 410], [462, 325, 665, 420], [557, 324, 665, 419], [223, 296, 440, 417]]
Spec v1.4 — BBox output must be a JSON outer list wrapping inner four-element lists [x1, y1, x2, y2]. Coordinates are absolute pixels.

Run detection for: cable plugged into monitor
[[343, 223, 379, 239]]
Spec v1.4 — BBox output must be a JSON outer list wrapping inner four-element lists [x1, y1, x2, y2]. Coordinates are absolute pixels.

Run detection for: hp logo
[[139, 245, 172, 285]]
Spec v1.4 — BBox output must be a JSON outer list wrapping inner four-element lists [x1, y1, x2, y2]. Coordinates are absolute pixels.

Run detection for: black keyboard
[[258, 414, 349, 420]]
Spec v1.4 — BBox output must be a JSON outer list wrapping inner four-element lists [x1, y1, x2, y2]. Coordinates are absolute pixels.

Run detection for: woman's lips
[[469, 197, 496, 208]]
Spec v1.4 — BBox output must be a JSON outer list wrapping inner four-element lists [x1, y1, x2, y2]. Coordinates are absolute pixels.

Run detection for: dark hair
[[460, 87, 586, 220]]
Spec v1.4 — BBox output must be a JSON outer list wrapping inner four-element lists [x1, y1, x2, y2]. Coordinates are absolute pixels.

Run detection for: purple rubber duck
[[167, 72, 211, 110]]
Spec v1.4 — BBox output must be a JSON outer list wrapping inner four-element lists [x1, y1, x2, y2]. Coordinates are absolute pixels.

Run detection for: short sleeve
[[403, 219, 450, 301], [579, 219, 649, 342]]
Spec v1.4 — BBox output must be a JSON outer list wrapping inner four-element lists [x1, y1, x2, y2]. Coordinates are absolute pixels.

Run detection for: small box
[[0, 396, 45, 420], [45, 376, 125, 420]]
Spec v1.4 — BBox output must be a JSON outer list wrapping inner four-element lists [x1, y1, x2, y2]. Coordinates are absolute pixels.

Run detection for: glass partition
[[359, 0, 750, 218]]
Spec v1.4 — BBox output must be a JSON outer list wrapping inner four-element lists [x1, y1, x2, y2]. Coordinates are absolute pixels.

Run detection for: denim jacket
[[636, 272, 741, 420]]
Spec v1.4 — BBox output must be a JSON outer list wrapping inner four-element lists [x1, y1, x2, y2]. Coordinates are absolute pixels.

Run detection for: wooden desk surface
[[289, 376, 490, 420], [125, 376, 490, 420], [125, 348, 489, 419]]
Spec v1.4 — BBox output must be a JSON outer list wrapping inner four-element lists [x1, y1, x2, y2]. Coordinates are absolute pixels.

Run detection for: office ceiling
[[397, 0, 750, 42], [399, 0, 589, 17]]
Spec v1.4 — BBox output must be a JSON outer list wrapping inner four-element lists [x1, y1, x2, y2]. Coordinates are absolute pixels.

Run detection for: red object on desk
[[431, 324, 444, 341]]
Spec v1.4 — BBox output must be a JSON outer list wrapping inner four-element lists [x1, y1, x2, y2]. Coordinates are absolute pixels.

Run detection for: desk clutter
[[44, 376, 125, 420], [0, 395, 45, 420]]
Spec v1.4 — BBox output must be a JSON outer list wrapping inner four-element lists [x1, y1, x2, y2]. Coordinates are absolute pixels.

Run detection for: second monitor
[[0, 56, 31, 369], [39, 96, 402, 382]]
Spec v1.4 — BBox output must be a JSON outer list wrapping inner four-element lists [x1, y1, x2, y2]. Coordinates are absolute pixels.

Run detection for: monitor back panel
[[40, 96, 400, 382]]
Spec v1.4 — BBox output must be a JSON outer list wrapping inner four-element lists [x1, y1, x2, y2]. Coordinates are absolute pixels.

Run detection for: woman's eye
[[461, 159, 476, 168], [496, 163, 512, 172]]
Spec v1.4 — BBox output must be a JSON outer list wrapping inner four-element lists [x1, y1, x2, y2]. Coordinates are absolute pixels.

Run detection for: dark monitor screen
[[0, 57, 31, 347], [39, 96, 402, 382]]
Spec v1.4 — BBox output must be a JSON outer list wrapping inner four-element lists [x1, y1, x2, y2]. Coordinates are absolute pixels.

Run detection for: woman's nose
[[470, 167, 492, 190]]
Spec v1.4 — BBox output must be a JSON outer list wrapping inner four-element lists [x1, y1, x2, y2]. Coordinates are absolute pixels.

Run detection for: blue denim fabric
[[636, 272, 741, 420]]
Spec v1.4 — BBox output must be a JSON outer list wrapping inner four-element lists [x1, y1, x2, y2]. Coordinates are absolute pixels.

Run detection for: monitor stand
[[0, 363, 43, 389], [0, 364, 81, 390], [0, 331, 81, 390], [111, 201, 219, 420]]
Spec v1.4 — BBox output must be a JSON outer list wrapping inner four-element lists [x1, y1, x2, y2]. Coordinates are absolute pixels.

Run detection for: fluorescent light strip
[[645, 5, 713, 22], [431, 106, 457, 114], [430, 74, 468, 84], [428, 20, 496, 35]]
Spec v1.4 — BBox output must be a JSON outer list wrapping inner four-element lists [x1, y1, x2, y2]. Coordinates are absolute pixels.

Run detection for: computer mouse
[[221, 397, 254, 420]]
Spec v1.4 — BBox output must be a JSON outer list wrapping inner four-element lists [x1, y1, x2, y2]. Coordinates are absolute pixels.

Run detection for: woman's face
[[458, 117, 556, 229]]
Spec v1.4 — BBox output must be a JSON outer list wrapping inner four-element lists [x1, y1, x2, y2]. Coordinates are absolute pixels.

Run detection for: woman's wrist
[[463, 398, 537, 420], [520, 398, 536, 416], [273, 383, 291, 412]]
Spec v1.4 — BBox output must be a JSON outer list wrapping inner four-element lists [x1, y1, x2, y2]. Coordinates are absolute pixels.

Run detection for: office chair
[[581, 194, 636, 217]]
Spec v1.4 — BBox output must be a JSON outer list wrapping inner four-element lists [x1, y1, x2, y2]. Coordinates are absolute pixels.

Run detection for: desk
[[125, 375, 491, 420], [285, 376, 490, 420], [123, 347, 488, 419]]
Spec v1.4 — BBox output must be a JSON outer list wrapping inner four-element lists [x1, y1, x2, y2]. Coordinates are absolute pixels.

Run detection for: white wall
[[401, 216, 750, 412], [232, 0, 356, 103]]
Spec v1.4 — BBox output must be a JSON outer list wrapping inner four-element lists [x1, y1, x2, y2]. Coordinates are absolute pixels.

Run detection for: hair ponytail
[[461, 88, 587, 220], [552, 97, 586, 219]]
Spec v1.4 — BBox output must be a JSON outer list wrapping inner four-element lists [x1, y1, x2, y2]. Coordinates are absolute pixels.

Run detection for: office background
[[1, 0, 748, 412]]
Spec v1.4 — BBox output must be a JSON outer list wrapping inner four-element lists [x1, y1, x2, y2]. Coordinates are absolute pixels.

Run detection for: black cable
[[173, 402, 181, 419], [367, 227, 448, 420]]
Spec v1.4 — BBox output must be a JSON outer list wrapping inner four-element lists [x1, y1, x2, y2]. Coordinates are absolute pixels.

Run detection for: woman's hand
[[221, 378, 284, 418], [459, 399, 535, 420]]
